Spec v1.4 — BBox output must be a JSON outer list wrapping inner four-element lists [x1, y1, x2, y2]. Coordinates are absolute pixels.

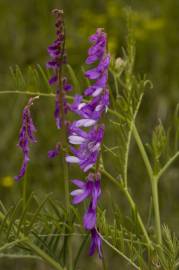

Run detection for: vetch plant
[[66, 28, 110, 257], [15, 96, 39, 181], [1, 8, 179, 270]]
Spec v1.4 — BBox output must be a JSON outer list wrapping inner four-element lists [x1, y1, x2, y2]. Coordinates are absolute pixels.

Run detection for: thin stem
[[0, 238, 26, 253], [156, 151, 179, 181], [132, 125, 153, 182], [123, 187, 152, 247], [100, 168, 121, 189], [100, 168, 152, 249], [99, 233, 141, 270], [132, 124, 162, 245], [0, 90, 55, 97], [0, 90, 119, 121], [0, 254, 42, 260], [151, 179, 162, 245], [58, 69, 70, 210], [58, 65, 72, 270], [22, 172, 27, 212]]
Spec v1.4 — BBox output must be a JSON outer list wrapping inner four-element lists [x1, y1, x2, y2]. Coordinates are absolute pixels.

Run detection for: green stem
[[132, 125, 153, 181], [0, 238, 26, 252], [132, 124, 162, 245], [156, 151, 179, 181], [123, 188, 152, 247], [0, 90, 123, 124], [151, 178, 162, 244], [58, 66, 72, 269], [22, 173, 27, 212], [0, 90, 56, 97], [101, 168, 152, 249], [100, 233, 141, 270]]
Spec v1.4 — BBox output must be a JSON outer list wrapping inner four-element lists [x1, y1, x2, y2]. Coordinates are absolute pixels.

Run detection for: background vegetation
[[0, 0, 179, 269]]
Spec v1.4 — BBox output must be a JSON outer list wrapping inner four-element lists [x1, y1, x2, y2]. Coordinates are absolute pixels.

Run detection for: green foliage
[[0, 194, 86, 270]]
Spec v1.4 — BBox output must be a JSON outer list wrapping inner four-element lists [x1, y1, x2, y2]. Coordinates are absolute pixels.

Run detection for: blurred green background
[[0, 0, 179, 269]]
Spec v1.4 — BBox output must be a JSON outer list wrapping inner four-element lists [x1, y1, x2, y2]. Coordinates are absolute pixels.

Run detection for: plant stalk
[[151, 178, 162, 244], [101, 168, 152, 249], [58, 67, 72, 270], [22, 172, 27, 212], [132, 124, 162, 245]]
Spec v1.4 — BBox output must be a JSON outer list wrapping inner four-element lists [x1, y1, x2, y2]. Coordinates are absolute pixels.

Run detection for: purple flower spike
[[47, 10, 65, 78], [15, 96, 39, 181], [47, 10, 72, 130], [89, 228, 102, 258], [67, 28, 109, 174], [67, 28, 109, 257]]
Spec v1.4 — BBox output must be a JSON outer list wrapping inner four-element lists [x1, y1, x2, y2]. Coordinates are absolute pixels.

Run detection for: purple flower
[[67, 28, 109, 257], [71, 173, 101, 208], [15, 97, 38, 181], [83, 202, 96, 230], [47, 10, 72, 130], [66, 126, 104, 172], [70, 91, 109, 122], [89, 228, 102, 258], [47, 10, 66, 85], [63, 77, 72, 91], [71, 173, 101, 231], [67, 28, 110, 173], [85, 55, 110, 80]]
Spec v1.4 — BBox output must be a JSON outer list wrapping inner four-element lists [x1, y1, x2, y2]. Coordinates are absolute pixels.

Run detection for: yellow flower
[[1, 176, 14, 188]]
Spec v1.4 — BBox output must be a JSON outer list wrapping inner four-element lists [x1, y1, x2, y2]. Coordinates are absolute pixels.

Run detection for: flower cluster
[[66, 28, 110, 171], [71, 172, 102, 257], [47, 9, 72, 131], [47, 9, 66, 87], [15, 96, 38, 181], [47, 9, 72, 158], [67, 28, 110, 257]]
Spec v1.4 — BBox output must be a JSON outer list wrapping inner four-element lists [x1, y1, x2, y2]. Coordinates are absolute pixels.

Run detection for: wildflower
[[47, 9, 66, 85], [71, 173, 101, 207], [47, 9, 72, 156], [67, 28, 110, 257], [15, 96, 38, 181], [89, 228, 102, 258], [66, 28, 110, 172], [66, 126, 104, 172], [70, 91, 109, 123], [71, 173, 101, 230], [47, 9, 72, 130]]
